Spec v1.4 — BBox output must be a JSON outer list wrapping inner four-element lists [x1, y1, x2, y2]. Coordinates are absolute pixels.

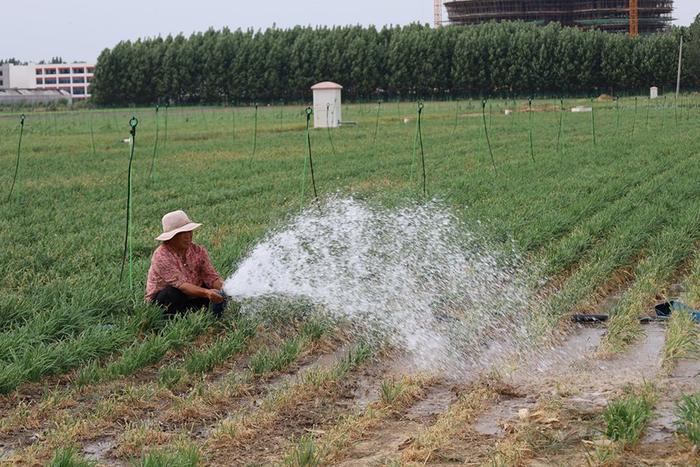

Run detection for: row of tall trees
[[91, 21, 693, 105]]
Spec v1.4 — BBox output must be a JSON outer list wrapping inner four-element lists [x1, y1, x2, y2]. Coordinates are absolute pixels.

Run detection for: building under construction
[[442, 1, 674, 34]]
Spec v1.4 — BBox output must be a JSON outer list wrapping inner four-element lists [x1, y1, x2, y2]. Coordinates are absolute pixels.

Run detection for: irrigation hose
[[481, 100, 496, 174], [451, 101, 459, 136], [279, 102, 284, 131], [250, 103, 258, 164], [591, 99, 597, 146], [646, 97, 650, 130], [231, 105, 236, 142], [89, 112, 96, 157], [163, 103, 169, 152], [300, 107, 319, 210], [6, 114, 25, 202], [418, 103, 427, 196], [372, 101, 381, 146], [326, 103, 336, 156], [120, 116, 138, 291], [148, 105, 160, 181], [557, 98, 564, 156], [528, 98, 535, 163]]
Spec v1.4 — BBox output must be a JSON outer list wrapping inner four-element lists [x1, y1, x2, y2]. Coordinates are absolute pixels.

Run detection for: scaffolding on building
[[443, 0, 673, 34], [434, 0, 444, 27]]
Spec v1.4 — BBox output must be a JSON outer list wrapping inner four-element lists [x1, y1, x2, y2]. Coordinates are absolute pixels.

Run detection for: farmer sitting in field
[[145, 210, 227, 317]]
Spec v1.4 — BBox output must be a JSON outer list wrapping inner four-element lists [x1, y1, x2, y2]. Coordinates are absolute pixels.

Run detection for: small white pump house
[[311, 81, 342, 128]]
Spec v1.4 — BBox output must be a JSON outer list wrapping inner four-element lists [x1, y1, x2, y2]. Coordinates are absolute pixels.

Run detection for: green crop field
[[2, 96, 700, 465]]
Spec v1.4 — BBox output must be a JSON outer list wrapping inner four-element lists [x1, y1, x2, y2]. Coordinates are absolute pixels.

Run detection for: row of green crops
[[1, 95, 699, 394]]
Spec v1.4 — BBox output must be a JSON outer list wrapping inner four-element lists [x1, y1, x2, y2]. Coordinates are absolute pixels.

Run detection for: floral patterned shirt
[[145, 243, 222, 301]]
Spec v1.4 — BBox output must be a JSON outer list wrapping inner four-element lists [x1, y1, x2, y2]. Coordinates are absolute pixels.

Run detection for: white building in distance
[[0, 62, 95, 100]]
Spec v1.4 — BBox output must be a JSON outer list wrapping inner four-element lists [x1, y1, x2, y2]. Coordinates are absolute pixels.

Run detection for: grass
[[208, 343, 373, 449], [75, 311, 213, 386], [248, 337, 304, 374], [401, 380, 498, 462], [48, 447, 96, 467], [676, 392, 700, 448], [137, 443, 201, 467], [284, 435, 320, 467], [662, 307, 700, 374], [284, 375, 431, 465], [2, 98, 699, 390], [183, 317, 257, 375], [2, 97, 700, 462], [602, 383, 657, 447]]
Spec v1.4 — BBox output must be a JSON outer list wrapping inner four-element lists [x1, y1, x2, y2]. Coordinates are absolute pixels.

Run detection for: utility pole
[[630, 0, 639, 37], [434, 0, 443, 27]]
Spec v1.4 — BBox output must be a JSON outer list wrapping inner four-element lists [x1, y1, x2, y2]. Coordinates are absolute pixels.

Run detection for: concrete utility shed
[[311, 81, 342, 128]]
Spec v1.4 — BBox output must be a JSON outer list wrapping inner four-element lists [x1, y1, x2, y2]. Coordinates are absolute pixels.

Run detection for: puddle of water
[[643, 400, 677, 443], [333, 420, 424, 467], [644, 356, 700, 444], [0, 444, 16, 461], [83, 439, 119, 465], [566, 391, 609, 412], [672, 357, 700, 380], [511, 323, 667, 393], [473, 397, 537, 438], [406, 384, 456, 421], [597, 324, 666, 380], [505, 325, 605, 386]]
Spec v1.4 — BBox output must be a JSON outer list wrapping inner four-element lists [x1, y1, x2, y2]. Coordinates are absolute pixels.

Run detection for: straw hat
[[156, 210, 202, 241]]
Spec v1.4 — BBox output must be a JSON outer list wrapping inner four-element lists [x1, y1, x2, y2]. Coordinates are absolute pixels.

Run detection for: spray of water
[[225, 196, 538, 378]]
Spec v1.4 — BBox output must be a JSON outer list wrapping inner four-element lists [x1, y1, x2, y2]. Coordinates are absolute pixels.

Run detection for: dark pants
[[153, 286, 226, 318]]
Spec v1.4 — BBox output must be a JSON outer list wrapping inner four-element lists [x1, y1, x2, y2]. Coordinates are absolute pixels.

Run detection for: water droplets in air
[[225, 196, 536, 378]]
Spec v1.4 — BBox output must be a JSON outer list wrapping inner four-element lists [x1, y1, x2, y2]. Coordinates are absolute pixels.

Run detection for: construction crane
[[434, 0, 443, 27], [630, 0, 639, 37]]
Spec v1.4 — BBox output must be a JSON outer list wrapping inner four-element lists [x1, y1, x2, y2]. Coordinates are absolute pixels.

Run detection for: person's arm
[[178, 282, 224, 303], [199, 247, 225, 292]]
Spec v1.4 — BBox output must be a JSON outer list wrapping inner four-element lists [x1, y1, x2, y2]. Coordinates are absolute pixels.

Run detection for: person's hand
[[207, 289, 225, 304]]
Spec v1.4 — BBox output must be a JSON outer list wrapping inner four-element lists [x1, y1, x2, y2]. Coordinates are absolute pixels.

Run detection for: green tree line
[[91, 21, 697, 105]]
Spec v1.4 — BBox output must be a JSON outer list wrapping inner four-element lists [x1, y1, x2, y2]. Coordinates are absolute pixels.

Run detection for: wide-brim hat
[[156, 210, 202, 241]]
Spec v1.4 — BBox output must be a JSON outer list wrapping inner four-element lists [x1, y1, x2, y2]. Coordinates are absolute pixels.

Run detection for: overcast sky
[[2, 0, 698, 63]]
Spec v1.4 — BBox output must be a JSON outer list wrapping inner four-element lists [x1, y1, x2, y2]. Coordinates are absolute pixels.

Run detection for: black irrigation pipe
[[528, 98, 535, 163], [557, 98, 564, 156], [250, 103, 259, 164], [148, 105, 160, 181], [6, 114, 25, 202], [163, 103, 169, 152], [451, 100, 459, 136], [416, 102, 426, 196], [325, 103, 336, 156], [481, 100, 497, 174], [646, 97, 651, 130], [89, 112, 96, 157], [300, 107, 318, 210], [372, 101, 381, 146], [591, 99, 597, 146], [231, 105, 236, 142], [279, 101, 284, 131], [661, 96, 667, 131], [675, 96, 680, 127], [120, 117, 138, 291]]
